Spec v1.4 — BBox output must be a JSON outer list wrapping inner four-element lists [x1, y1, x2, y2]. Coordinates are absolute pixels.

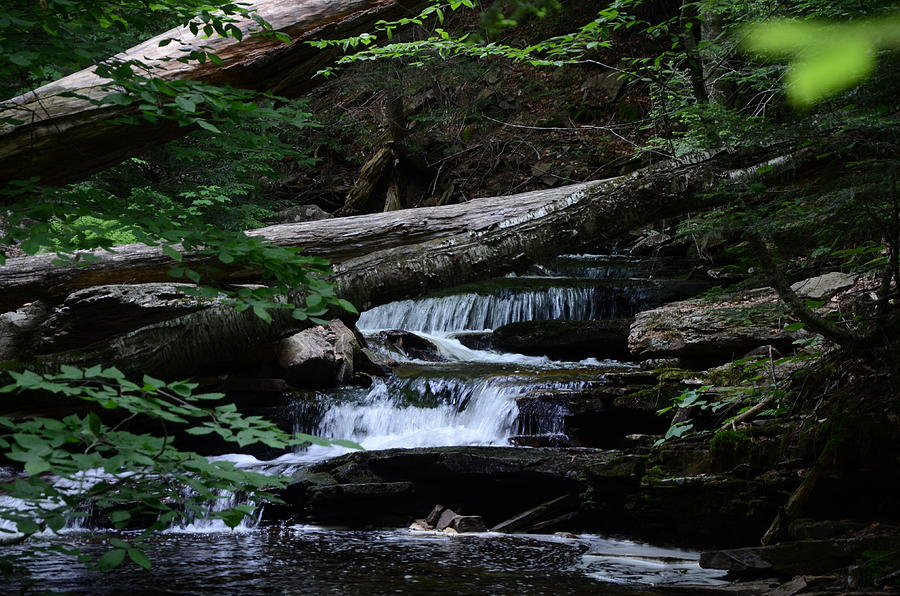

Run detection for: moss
[[710, 429, 752, 469]]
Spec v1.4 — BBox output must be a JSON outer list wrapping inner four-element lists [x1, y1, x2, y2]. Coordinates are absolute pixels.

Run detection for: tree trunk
[[0, 138, 836, 316], [0, 0, 430, 190], [0, 137, 860, 377]]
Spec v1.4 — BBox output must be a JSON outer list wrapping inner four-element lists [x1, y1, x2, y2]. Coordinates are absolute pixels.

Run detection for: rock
[[0, 301, 48, 360], [580, 71, 626, 103], [449, 515, 487, 533], [508, 434, 571, 447], [699, 536, 900, 577], [425, 505, 446, 527], [628, 288, 803, 367], [213, 376, 288, 393], [277, 319, 366, 387], [788, 519, 869, 540], [271, 204, 332, 223], [375, 329, 445, 362], [790, 271, 857, 300], [766, 576, 807, 596], [282, 445, 786, 546], [639, 358, 681, 370], [493, 319, 632, 360], [434, 508, 459, 531], [442, 527, 458, 535], [452, 331, 494, 351], [630, 231, 672, 256], [554, 532, 579, 539], [409, 519, 430, 531]]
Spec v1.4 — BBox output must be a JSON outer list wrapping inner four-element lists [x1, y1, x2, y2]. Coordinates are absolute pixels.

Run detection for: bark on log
[[0, 0, 429, 189], [0, 137, 850, 315], [0, 137, 864, 376]]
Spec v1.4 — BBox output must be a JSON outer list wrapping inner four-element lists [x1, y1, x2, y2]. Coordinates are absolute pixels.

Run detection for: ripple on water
[[6, 527, 727, 595]]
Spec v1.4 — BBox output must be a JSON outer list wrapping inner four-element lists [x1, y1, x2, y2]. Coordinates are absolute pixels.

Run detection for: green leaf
[[99, 548, 126, 570], [175, 96, 197, 113], [185, 426, 215, 435], [332, 298, 358, 315], [162, 244, 183, 262], [109, 510, 131, 524], [196, 120, 222, 133], [24, 460, 51, 475], [252, 305, 272, 323], [128, 548, 152, 570]]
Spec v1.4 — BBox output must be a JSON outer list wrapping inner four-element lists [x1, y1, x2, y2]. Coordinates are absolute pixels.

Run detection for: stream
[[5, 254, 730, 594]]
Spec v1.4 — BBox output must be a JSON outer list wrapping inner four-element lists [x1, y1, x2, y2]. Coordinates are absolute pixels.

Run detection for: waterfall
[[358, 285, 651, 333], [292, 374, 608, 454]]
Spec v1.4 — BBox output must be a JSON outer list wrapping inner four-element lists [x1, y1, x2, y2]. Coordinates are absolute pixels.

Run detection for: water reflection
[[8, 527, 726, 595]]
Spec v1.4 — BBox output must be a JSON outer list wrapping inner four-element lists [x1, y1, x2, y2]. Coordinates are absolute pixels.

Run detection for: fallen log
[[0, 0, 430, 189], [0, 136, 865, 376]]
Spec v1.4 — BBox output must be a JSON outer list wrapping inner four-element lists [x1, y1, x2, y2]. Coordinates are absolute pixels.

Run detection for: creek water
[[4, 254, 729, 594]]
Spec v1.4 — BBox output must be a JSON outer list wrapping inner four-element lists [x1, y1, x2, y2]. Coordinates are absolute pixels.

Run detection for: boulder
[[425, 504, 446, 527], [449, 515, 487, 533], [699, 536, 900, 577], [375, 330, 444, 362], [277, 319, 368, 387], [452, 332, 495, 351], [628, 288, 803, 367], [434, 508, 459, 531], [493, 319, 632, 360], [280, 445, 792, 547], [790, 271, 857, 300]]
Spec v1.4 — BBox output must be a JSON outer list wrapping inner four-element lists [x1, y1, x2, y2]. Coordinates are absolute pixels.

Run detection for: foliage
[[0, 363, 359, 573], [0, 0, 356, 582], [743, 13, 900, 107]]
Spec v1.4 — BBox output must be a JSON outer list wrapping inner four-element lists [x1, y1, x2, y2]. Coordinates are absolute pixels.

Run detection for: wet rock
[[281, 445, 790, 547], [628, 288, 802, 367], [790, 271, 857, 300], [426, 504, 447, 527], [449, 515, 487, 533], [277, 319, 366, 387], [509, 434, 571, 447], [700, 536, 900, 577], [375, 329, 444, 362], [452, 331, 494, 351], [493, 319, 632, 361], [434, 508, 459, 531]]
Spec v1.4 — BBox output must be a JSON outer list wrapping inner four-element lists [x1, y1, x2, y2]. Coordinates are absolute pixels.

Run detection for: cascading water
[[5, 253, 731, 593], [357, 284, 651, 333]]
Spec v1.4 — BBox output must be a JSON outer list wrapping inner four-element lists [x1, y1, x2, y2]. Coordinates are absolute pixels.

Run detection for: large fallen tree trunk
[[1, 139, 824, 314], [0, 137, 857, 376], [0, 0, 429, 189]]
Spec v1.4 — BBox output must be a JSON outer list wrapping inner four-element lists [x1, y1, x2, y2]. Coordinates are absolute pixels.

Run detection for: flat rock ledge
[[277, 444, 793, 547]]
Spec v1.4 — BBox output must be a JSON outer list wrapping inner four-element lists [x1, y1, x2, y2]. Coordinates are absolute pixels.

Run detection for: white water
[[358, 285, 644, 333]]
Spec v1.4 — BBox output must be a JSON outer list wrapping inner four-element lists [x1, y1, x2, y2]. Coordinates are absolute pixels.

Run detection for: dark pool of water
[[4, 526, 727, 596]]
